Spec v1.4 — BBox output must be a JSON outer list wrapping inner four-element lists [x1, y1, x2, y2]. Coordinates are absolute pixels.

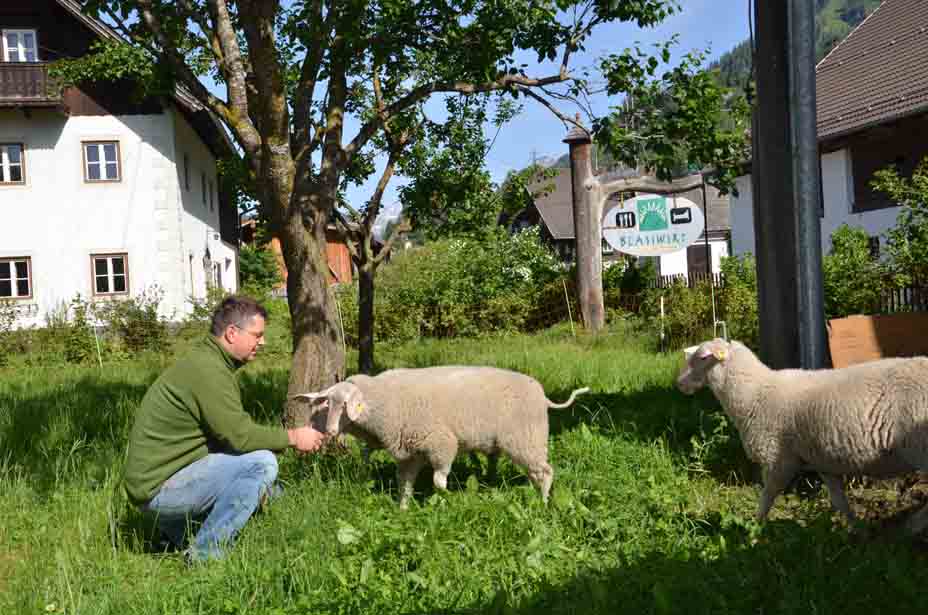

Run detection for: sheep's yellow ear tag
[[357, 402, 365, 414], [713, 348, 728, 362]]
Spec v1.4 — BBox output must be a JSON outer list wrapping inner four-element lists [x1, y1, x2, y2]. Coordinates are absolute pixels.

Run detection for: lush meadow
[[3, 319, 928, 615]]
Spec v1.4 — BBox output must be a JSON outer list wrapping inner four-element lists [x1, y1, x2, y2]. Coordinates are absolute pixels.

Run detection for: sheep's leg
[[757, 461, 798, 522], [427, 443, 458, 493], [819, 473, 858, 525], [396, 456, 426, 510], [904, 504, 928, 536], [486, 452, 499, 484]]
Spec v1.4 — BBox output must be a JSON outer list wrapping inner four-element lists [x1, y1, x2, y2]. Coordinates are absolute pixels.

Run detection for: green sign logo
[[637, 197, 668, 232]]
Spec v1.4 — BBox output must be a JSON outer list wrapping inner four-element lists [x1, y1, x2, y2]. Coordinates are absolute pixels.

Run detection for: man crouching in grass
[[124, 295, 325, 563]]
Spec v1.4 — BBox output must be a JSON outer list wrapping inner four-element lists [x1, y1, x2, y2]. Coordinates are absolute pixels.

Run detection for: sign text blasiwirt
[[602, 194, 705, 256]]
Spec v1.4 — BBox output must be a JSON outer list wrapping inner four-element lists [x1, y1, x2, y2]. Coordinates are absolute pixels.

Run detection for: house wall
[[730, 148, 901, 258], [0, 107, 234, 328], [171, 107, 237, 308], [657, 239, 730, 277]]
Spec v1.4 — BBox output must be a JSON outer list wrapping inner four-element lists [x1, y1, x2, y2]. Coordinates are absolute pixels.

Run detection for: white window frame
[[83, 141, 121, 182], [91, 253, 129, 296], [2, 29, 38, 63], [0, 143, 25, 184], [0, 257, 32, 299]]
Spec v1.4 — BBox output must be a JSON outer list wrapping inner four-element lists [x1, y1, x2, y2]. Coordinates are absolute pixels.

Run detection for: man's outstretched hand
[[287, 426, 326, 453]]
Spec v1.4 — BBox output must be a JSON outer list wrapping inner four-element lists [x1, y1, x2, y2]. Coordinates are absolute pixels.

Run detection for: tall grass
[[2, 322, 928, 614]]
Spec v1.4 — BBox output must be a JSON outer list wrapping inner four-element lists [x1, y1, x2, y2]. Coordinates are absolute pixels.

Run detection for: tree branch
[[135, 0, 261, 156], [598, 172, 704, 196], [204, 0, 250, 115], [375, 218, 411, 266], [293, 0, 328, 177], [342, 71, 571, 167]]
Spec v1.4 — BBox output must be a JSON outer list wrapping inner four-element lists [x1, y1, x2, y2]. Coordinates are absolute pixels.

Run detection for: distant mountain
[[710, 0, 883, 91]]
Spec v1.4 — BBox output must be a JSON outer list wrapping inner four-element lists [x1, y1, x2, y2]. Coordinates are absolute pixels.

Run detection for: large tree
[[68, 0, 742, 422]]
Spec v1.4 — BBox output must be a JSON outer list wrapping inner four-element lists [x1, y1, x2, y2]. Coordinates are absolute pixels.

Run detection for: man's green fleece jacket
[[124, 336, 289, 504]]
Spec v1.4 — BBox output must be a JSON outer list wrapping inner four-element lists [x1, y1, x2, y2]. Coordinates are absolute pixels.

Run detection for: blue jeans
[[142, 450, 280, 562]]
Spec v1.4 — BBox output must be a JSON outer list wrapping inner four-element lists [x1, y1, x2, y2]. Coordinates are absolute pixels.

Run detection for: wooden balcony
[[0, 62, 63, 107]]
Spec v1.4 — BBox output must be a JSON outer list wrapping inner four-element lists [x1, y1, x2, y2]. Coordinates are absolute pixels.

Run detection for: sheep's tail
[[547, 387, 590, 409]]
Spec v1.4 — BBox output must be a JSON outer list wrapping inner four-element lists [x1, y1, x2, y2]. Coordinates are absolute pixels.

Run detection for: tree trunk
[[357, 262, 375, 374], [281, 201, 346, 427]]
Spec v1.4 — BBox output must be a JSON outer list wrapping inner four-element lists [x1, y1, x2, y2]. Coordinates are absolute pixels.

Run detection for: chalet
[[731, 0, 928, 259], [0, 0, 238, 327]]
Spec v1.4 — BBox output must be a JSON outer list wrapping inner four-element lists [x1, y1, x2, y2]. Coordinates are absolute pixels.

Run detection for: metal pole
[[789, 0, 827, 369], [752, 1, 798, 369], [701, 181, 711, 277], [751, 0, 826, 370]]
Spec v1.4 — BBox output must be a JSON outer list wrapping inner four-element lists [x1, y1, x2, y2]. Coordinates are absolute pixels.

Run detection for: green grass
[[3, 321, 928, 614]]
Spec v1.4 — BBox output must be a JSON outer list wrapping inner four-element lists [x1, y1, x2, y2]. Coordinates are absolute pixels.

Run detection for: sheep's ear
[[345, 391, 367, 422], [291, 388, 334, 406]]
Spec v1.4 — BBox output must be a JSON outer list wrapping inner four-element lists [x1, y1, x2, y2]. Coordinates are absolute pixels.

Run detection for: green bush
[[336, 228, 565, 343], [871, 155, 928, 284], [821, 224, 884, 319], [238, 244, 282, 294], [639, 279, 715, 350], [91, 286, 171, 354], [718, 254, 759, 348]]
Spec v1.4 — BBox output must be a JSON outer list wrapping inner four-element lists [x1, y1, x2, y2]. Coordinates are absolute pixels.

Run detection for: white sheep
[[296, 366, 589, 509], [677, 337, 928, 534]]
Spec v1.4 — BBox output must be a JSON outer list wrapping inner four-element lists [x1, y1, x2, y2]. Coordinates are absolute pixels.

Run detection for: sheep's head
[[292, 382, 367, 436], [677, 338, 730, 395]]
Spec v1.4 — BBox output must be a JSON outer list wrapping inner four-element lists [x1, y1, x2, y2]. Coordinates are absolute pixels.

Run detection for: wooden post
[[564, 119, 605, 333]]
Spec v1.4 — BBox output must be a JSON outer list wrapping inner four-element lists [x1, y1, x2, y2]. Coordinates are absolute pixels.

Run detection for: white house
[[731, 0, 928, 260], [0, 0, 238, 328]]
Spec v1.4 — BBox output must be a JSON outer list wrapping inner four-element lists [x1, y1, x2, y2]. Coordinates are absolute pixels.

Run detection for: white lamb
[[677, 338, 928, 534], [296, 366, 589, 509]]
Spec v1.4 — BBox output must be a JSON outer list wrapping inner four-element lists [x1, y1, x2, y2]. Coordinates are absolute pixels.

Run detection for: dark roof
[[528, 168, 575, 240], [527, 168, 730, 239], [816, 0, 928, 140]]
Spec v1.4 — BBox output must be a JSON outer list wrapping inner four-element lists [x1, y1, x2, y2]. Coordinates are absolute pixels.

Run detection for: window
[[0, 257, 31, 299], [183, 153, 190, 191], [2, 29, 38, 62], [213, 262, 222, 289], [83, 142, 120, 182], [868, 236, 880, 260], [91, 254, 128, 295], [851, 120, 928, 212], [208, 179, 214, 211], [0, 144, 24, 184], [201, 171, 207, 205]]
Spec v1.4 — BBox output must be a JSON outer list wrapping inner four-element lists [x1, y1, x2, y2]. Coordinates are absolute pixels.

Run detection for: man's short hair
[[210, 295, 269, 337]]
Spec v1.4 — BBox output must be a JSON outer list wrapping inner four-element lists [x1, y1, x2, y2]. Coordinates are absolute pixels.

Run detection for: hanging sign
[[602, 194, 705, 256]]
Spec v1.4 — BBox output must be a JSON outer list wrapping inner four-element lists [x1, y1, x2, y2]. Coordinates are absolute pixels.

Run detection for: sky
[[363, 0, 756, 233]]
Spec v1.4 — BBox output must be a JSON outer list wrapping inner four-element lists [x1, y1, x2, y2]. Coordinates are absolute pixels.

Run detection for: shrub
[[639, 279, 715, 350], [238, 244, 282, 294], [91, 286, 171, 354], [718, 254, 759, 348], [871, 155, 928, 284], [821, 224, 884, 319], [336, 228, 564, 343]]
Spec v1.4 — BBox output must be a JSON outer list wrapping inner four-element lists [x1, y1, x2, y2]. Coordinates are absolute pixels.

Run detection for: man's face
[[226, 314, 266, 362]]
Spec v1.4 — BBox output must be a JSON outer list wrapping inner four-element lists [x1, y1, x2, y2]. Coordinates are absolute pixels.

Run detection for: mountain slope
[[711, 0, 883, 90]]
